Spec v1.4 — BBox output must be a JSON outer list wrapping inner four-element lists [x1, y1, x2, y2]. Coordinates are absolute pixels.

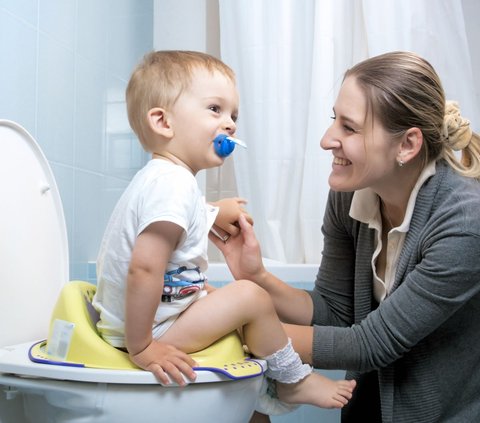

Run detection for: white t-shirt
[[93, 159, 218, 347]]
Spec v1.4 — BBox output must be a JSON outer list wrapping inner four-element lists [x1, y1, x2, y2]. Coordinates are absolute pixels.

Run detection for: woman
[[212, 51, 480, 422]]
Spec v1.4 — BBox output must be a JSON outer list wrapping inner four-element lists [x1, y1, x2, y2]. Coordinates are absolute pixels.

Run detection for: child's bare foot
[[276, 372, 356, 409]]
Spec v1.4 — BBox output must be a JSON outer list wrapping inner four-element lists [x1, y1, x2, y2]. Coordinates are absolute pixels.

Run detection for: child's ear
[[147, 107, 174, 138]]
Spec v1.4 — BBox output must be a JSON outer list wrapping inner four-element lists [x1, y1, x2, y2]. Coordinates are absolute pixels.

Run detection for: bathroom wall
[[0, 0, 153, 281], [3, 2, 477, 420]]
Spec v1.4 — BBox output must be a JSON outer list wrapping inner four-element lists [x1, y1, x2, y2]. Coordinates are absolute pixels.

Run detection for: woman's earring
[[397, 158, 404, 167]]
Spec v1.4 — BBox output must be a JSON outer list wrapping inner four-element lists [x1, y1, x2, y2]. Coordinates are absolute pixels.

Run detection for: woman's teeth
[[333, 157, 352, 166]]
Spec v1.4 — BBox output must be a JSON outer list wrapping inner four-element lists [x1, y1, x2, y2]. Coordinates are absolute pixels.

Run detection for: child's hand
[[211, 197, 253, 238], [129, 340, 197, 386]]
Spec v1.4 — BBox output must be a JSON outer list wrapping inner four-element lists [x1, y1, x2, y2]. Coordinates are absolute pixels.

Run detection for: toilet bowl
[[0, 120, 265, 423]]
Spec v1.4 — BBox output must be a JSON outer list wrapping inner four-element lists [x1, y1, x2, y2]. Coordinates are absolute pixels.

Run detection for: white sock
[[262, 339, 312, 384]]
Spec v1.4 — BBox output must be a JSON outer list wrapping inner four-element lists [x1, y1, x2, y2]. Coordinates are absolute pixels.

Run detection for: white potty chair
[[0, 120, 265, 423]]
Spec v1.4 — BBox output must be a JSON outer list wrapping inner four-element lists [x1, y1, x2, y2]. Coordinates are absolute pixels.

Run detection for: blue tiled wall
[[0, 0, 153, 281]]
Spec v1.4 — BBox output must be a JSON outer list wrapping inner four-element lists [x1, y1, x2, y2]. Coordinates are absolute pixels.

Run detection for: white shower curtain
[[218, 0, 478, 263]]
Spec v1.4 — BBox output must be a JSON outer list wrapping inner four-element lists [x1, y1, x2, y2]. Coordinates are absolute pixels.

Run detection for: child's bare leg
[[159, 280, 288, 356], [159, 280, 356, 408], [277, 372, 356, 409]]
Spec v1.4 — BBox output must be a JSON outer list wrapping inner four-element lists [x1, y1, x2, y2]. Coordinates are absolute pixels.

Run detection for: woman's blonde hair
[[126, 50, 236, 151], [345, 51, 480, 179]]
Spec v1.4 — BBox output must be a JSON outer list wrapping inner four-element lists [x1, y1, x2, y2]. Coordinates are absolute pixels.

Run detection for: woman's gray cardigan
[[309, 161, 480, 422]]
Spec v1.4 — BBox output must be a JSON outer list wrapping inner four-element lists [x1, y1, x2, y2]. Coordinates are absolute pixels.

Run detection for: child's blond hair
[[126, 50, 236, 151]]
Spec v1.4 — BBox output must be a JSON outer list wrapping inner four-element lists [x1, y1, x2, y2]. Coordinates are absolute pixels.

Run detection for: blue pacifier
[[213, 134, 247, 158]]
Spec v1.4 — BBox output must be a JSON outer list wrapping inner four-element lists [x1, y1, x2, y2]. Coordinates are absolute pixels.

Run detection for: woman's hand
[[211, 197, 253, 238], [129, 340, 197, 386], [209, 214, 267, 282]]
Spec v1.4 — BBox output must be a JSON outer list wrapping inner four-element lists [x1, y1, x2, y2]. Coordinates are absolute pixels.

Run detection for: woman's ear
[[398, 127, 423, 165], [147, 107, 174, 138]]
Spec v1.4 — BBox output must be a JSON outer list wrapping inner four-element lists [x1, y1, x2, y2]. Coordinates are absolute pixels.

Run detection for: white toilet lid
[[0, 120, 68, 347]]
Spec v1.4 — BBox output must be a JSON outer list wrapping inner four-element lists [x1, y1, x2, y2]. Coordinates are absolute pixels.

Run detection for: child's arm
[[125, 221, 197, 386], [210, 197, 253, 238]]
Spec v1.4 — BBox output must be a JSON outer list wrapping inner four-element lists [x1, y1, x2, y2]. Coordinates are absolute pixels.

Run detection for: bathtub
[[207, 259, 319, 289]]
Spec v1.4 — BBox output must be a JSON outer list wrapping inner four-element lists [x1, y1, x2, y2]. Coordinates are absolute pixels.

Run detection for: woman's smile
[[333, 156, 352, 166]]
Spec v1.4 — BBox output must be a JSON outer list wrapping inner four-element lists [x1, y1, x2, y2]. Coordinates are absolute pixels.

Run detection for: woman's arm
[[210, 214, 314, 325], [310, 190, 480, 371], [309, 190, 358, 328]]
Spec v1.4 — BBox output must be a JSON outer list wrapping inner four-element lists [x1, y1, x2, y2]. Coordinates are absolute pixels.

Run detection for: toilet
[[0, 120, 265, 423]]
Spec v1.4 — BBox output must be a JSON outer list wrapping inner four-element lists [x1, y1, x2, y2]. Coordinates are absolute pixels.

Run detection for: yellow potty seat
[[30, 281, 264, 380]]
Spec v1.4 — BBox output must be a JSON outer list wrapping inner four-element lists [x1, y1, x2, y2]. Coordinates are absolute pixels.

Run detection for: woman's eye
[[331, 116, 356, 133], [343, 125, 356, 133]]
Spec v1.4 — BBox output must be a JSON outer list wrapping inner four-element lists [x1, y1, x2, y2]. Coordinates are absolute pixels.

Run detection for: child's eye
[[209, 105, 220, 113]]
